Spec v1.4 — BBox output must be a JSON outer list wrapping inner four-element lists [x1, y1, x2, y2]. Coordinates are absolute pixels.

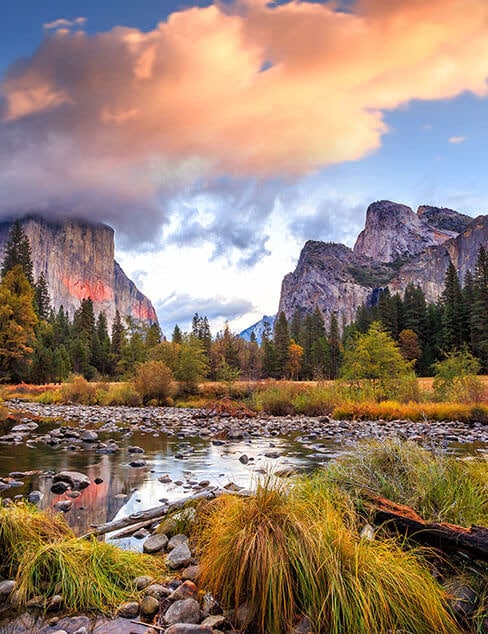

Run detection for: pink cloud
[[0, 0, 487, 240]]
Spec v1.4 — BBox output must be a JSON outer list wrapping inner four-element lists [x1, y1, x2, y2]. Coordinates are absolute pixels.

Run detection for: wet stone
[[168, 534, 189, 550], [117, 601, 140, 619], [140, 594, 160, 617], [164, 598, 201, 625], [134, 575, 154, 590]]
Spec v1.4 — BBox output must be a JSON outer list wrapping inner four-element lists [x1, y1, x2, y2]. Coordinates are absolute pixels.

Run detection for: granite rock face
[[0, 215, 158, 327], [278, 200, 481, 328]]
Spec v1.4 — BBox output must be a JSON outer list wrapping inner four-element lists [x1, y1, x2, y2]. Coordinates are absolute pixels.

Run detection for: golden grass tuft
[[15, 538, 163, 613], [195, 477, 461, 634], [0, 504, 167, 613]]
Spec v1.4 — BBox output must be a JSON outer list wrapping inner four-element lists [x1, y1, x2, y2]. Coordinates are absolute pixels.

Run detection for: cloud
[[156, 292, 254, 329], [1, 0, 488, 248], [43, 17, 87, 30], [449, 135, 467, 144], [289, 199, 366, 246]]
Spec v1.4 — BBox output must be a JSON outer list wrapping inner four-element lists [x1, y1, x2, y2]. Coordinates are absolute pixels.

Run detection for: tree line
[[0, 220, 486, 385]]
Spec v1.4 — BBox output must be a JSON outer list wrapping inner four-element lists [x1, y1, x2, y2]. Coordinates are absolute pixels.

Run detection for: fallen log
[[365, 493, 488, 562], [80, 487, 243, 539]]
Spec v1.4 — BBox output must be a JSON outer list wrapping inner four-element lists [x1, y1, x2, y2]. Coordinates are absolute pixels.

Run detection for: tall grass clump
[[0, 504, 166, 613], [251, 382, 305, 415], [0, 503, 74, 577], [15, 538, 164, 613], [195, 477, 460, 634], [327, 438, 488, 526]]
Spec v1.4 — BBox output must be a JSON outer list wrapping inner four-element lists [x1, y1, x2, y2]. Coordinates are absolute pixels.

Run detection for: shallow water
[[0, 425, 342, 540]]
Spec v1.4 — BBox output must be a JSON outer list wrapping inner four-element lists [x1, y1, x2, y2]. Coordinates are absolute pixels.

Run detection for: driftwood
[[366, 493, 488, 562], [80, 487, 240, 539]]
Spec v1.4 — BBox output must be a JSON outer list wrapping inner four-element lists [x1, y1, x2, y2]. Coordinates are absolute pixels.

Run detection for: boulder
[[164, 598, 200, 625]]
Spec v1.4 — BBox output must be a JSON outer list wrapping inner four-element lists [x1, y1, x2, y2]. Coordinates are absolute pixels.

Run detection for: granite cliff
[[0, 215, 158, 327], [278, 200, 482, 327]]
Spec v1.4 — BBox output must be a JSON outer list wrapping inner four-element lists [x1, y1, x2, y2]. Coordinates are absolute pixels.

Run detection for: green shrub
[[98, 382, 142, 406]]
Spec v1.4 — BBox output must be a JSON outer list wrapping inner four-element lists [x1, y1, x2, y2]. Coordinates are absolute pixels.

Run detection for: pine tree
[[172, 324, 183, 344], [328, 313, 342, 379], [439, 261, 464, 352], [34, 272, 51, 320], [261, 319, 276, 378], [471, 246, 488, 370], [1, 221, 34, 286], [71, 298, 97, 378], [274, 311, 290, 378]]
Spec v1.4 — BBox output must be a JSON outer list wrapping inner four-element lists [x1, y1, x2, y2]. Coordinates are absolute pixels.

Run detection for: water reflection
[[0, 429, 340, 538]]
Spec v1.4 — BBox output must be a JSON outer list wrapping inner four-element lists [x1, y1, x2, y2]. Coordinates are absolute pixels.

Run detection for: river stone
[[47, 594, 64, 611], [169, 580, 198, 601], [167, 542, 192, 569], [449, 584, 478, 618], [27, 490, 43, 505], [54, 500, 73, 512], [11, 422, 38, 432], [128, 446, 145, 453], [238, 454, 249, 464], [140, 594, 160, 617], [51, 482, 69, 494], [181, 565, 200, 581], [164, 598, 200, 625], [81, 430, 98, 443], [144, 583, 172, 599], [117, 601, 140, 618], [129, 459, 146, 468], [143, 533, 169, 554], [0, 579, 15, 600], [168, 533, 189, 550], [201, 614, 226, 629], [165, 626, 213, 634], [53, 471, 90, 490], [134, 575, 154, 590]]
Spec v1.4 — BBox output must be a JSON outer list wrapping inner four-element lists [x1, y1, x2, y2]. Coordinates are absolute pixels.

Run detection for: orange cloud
[[1, 0, 488, 225]]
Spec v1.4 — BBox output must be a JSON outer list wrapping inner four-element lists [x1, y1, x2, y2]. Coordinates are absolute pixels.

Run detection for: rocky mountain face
[[0, 215, 158, 327], [278, 200, 482, 327]]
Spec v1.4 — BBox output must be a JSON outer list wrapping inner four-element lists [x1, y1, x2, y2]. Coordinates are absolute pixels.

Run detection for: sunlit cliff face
[[62, 276, 115, 303]]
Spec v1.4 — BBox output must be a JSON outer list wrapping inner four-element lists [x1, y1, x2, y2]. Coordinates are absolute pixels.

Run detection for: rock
[[53, 470, 90, 490], [168, 534, 189, 551], [11, 422, 38, 432], [94, 477, 103, 484], [144, 583, 172, 599], [73, 628, 88, 634], [81, 430, 98, 443], [140, 594, 160, 617], [117, 601, 140, 618], [129, 459, 146, 468], [165, 626, 213, 634], [449, 584, 478, 619], [0, 579, 15, 600], [360, 523, 375, 541], [143, 533, 169, 554], [201, 614, 227, 629], [51, 482, 69, 495], [238, 454, 249, 464], [54, 500, 73, 512], [47, 594, 64, 611], [158, 474, 172, 483], [27, 490, 43, 505], [164, 598, 201, 625], [134, 575, 154, 590], [133, 528, 151, 539], [169, 580, 198, 601], [181, 565, 200, 582], [128, 446, 145, 453], [167, 542, 192, 569]]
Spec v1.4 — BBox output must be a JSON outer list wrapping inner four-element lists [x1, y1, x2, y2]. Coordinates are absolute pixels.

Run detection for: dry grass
[[0, 503, 166, 613], [195, 477, 461, 634]]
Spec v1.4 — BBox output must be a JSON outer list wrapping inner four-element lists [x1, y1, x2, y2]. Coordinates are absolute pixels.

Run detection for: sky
[[1, 0, 488, 336]]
